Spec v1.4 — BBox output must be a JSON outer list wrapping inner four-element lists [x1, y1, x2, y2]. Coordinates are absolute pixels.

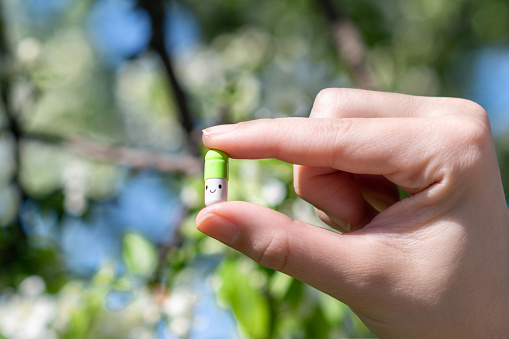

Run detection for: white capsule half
[[205, 178, 228, 206]]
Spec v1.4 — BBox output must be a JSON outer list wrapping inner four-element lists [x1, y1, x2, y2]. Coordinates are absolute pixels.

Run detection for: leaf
[[318, 293, 344, 325], [269, 271, 293, 300], [305, 306, 331, 339], [122, 233, 157, 277], [218, 259, 270, 339]]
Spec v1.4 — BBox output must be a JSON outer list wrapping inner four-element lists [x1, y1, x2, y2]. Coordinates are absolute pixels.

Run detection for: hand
[[196, 89, 509, 338]]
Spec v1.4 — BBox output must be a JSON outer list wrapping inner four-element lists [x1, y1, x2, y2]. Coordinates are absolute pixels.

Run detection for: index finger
[[202, 117, 444, 182]]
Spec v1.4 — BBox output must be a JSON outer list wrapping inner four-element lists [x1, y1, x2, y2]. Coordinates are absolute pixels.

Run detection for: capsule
[[204, 150, 229, 206]]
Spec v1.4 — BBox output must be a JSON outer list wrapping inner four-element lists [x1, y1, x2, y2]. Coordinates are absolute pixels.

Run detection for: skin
[[195, 89, 509, 338]]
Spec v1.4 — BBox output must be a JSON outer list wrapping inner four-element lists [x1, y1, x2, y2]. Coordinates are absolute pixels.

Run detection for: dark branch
[[137, 0, 199, 155], [0, 1, 27, 235], [150, 206, 185, 290], [135, 0, 202, 283]]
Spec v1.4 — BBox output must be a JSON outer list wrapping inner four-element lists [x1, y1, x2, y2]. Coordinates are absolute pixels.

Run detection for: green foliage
[[218, 258, 270, 339], [122, 233, 157, 277]]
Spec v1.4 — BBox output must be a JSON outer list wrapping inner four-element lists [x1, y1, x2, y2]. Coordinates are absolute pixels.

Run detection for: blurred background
[[0, 0, 509, 338]]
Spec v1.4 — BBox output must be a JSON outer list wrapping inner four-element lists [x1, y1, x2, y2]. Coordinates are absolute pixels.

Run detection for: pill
[[204, 150, 229, 206]]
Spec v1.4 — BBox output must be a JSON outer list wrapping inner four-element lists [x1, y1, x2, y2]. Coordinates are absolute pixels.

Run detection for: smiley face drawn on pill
[[206, 184, 223, 194], [204, 179, 227, 206]]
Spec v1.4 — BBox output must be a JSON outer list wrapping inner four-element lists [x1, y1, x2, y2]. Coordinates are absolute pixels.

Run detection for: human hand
[[196, 89, 509, 338]]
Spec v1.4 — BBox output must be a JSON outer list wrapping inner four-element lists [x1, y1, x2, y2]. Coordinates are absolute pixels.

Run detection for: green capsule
[[204, 150, 229, 180]]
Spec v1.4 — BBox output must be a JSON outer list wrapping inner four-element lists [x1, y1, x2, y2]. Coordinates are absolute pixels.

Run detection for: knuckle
[[330, 117, 354, 136], [470, 102, 489, 124], [443, 98, 492, 133], [452, 98, 489, 123], [313, 88, 364, 118], [315, 88, 339, 106], [440, 114, 492, 170], [330, 118, 354, 165], [312, 88, 342, 116], [446, 115, 490, 147], [254, 230, 290, 271]]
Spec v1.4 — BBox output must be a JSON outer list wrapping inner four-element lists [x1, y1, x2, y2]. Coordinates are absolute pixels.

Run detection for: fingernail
[[196, 213, 240, 245], [202, 124, 237, 136]]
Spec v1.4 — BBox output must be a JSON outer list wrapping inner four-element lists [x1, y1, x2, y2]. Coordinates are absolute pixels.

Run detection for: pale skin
[[195, 89, 509, 338]]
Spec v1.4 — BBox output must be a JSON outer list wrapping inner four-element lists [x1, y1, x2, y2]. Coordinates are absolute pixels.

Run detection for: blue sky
[[87, 0, 200, 66], [468, 46, 509, 135]]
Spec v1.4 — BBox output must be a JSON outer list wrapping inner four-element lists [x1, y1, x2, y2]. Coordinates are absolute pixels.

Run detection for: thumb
[[196, 201, 384, 306]]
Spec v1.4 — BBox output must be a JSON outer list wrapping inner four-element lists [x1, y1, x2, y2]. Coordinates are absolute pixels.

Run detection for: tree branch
[[135, 0, 202, 287], [137, 0, 199, 155], [150, 205, 185, 289], [0, 3, 29, 267], [0, 1, 28, 226], [23, 132, 202, 175]]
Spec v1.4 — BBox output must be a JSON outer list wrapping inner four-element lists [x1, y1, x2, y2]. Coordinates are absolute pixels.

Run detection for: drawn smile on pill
[[210, 189, 216, 193]]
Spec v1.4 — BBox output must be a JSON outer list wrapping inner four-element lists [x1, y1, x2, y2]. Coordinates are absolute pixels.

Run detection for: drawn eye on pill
[[204, 150, 229, 206]]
